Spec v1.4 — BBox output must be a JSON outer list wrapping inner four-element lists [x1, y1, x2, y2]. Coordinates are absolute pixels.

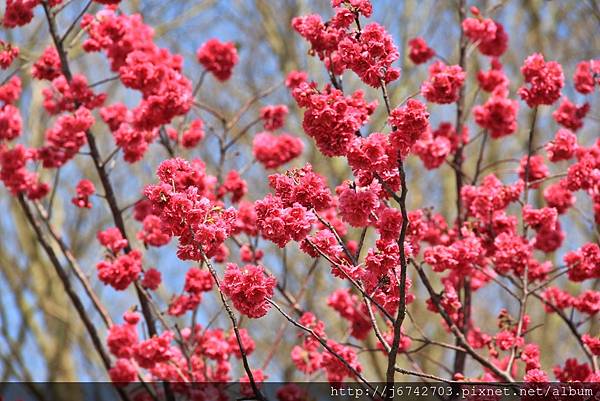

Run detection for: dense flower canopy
[[1, 0, 600, 397]]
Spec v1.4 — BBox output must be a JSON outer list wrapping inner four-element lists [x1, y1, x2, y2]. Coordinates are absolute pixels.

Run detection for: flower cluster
[[252, 132, 304, 169], [462, 7, 508, 57], [31, 46, 61, 81], [408, 37, 435, 64], [144, 158, 236, 260], [552, 98, 589, 131], [39, 107, 95, 168], [573, 59, 600, 94], [196, 39, 238, 81], [0, 145, 49, 200], [221, 263, 276, 318], [42, 74, 106, 115], [71, 179, 95, 209], [0, 41, 19, 69], [97, 250, 142, 291], [473, 88, 519, 139], [255, 194, 316, 247], [180, 119, 205, 149], [421, 61, 466, 104], [3, 0, 39, 28], [82, 9, 192, 131], [293, 1, 399, 87], [518, 53, 564, 107], [337, 22, 401, 87], [292, 82, 376, 156], [260, 105, 288, 131], [388, 99, 430, 156]]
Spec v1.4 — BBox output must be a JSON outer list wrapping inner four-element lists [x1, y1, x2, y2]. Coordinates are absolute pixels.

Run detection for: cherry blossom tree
[[1, 0, 600, 399]]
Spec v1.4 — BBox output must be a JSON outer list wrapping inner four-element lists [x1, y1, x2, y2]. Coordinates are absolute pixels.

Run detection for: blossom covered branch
[[1, 0, 600, 397]]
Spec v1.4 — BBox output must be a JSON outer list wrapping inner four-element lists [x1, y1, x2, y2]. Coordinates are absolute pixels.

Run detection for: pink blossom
[[221, 263, 276, 318]]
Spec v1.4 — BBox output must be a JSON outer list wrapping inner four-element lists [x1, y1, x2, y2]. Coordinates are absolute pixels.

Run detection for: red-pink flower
[[0, 145, 49, 200], [408, 37, 435, 64], [96, 250, 142, 290], [421, 61, 465, 104], [97, 227, 128, 254], [3, 0, 38, 28], [462, 10, 508, 57], [260, 105, 288, 131], [347, 132, 395, 174], [542, 287, 575, 312], [137, 215, 171, 247], [82, 10, 192, 130], [39, 107, 95, 168], [221, 263, 276, 318], [218, 170, 247, 203], [141, 268, 162, 290], [582, 334, 600, 356], [524, 368, 548, 382], [574, 291, 600, 315], [268, 164, 333, 211], [144, 158, 236, 260], [0, 76, 22, 105], [0, 104, 22, 141], [255, 194, 315, 247], [71, 179, 95, 209], [109, 359, 137, 384], [523, 205, 557, 231], [552, 98, 589, 131], [337, 182, 380, 227], [252, 132, 304, 169], [0, 41, 19, 69], [196, 39, 238, 81], [133, 331, 174, 369], [337, 22, 400, 87], [181, 119, 205, 148], [543, 180, 574, 214], [518, 53, 564, 107], [495, 330, 523, 351], [461, 174, 523, 220], [292, 83, 376, 156], [546, 129, 577, 162], [477, 58, 508, 92], [31, 46, 62, 81], [332, 0, 372, 17], [521, 343, 541, 371], [291, 345, 322, 374], [184, 267, 213, 294], [518, 155, 549, 188], [573, 60, 600, 94], [564, 243, 600, 282], [388, 99, 430, 156], [42, 74, 106, 115], [320, 340, 362, 383], [473, 89, 518, 139], [107, 321, 138, 358], [553, 358, 593, 382], [227, 328, 255, 359], [412, 127, 452, 170], [327, 289, 371, 339], [285, 70, 307, 89]]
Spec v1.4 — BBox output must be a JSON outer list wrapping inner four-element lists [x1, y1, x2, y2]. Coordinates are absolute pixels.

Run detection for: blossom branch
[[200, 250, 266, 401]]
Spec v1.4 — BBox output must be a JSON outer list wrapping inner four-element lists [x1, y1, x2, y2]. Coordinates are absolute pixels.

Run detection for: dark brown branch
[[33, 201, 113, 328], [452, 0, 470, 376], [201, 251, 266, 401], [17, 196, 113, 372]]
